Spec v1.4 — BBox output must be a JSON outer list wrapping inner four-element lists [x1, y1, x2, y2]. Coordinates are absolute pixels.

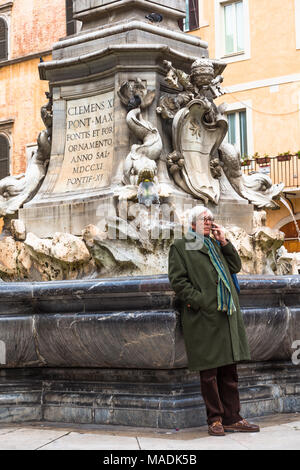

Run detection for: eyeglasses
[[197, 216, 214, 223], [194, 216, 214, 225]]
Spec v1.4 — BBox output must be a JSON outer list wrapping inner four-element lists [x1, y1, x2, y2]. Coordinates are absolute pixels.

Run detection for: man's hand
[[211, 223, 228, 246]]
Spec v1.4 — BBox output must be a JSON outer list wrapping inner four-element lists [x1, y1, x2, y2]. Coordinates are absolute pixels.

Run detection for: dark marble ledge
[[0, 282, 33, 299], [0, 361, 298, 384], [0, 275, 171, 300], [239, 275, 300, 292], [0, 275, 299, 302]]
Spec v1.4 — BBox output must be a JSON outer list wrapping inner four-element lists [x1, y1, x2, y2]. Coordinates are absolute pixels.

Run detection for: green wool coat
[[168, 235, 251, 371]]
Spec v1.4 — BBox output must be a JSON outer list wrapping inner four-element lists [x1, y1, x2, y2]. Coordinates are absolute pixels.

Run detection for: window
[[215, 0, 250, 63], [179, 0, 199, 32], [227, 110, 248, 158], [224, 1, 244, 55], [0, 17, 8, 61], [66, 0, 76, 36], [0, 134, 10, 179]]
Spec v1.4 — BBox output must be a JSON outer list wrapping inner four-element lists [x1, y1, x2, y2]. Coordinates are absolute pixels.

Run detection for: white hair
[[188, 206, 214, 227]]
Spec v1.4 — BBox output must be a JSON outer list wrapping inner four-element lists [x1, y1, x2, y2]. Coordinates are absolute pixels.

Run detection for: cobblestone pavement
[[0, 413, 299, 450]]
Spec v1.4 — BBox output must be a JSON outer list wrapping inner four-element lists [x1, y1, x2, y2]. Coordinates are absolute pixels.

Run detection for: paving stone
[[40, 432, 140, 450], [280, 420, 300, 431], [0, 427, 18, 436], [137, 435, 248, 450], [0, 414, 299, 450], [227, 425, 300, 450], [0, 428, 69, 450]]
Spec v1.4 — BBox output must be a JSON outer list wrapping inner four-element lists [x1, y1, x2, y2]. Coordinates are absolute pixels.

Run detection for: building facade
[[0, 0, 73, 178], [183, 0, 300, 252]]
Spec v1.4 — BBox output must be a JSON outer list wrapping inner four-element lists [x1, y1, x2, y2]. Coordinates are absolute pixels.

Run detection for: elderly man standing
[[168, 206, 259, 436]]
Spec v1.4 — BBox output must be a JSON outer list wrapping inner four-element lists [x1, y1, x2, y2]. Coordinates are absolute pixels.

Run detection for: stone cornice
[[73, 0, 185, 21], [0, 1, 14, 13], [0, 118, 14, 128], [39, 44, 209, 81], [52, 20, 207, 53]]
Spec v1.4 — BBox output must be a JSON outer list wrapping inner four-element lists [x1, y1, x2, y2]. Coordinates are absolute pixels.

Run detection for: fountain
[[0, 0, 299, 427], [280, 196, 300, 242]]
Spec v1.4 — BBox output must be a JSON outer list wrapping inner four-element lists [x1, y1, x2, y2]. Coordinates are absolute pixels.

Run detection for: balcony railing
[[241, 154, 300, 190]]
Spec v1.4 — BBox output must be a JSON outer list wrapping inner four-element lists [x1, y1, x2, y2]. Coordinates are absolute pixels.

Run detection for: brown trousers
[[200, 363, 243, 425]]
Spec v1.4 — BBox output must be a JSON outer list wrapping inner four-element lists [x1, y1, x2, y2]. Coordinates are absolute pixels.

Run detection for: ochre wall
[[9, 0, 66, 59], [199, 0, 300, 81], [190, 0, 300, 252], [215, 83, 300, 157], [266, 198, 300, 253], [0, 57, 51, 174], [193, 0, 300, 157], [266, 198, 300, 229]]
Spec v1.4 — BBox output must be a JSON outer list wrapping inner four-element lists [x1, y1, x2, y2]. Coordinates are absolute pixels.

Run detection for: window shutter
[[189, 0, 199, 31], [179, 0, 199, 31], [239, 111, 248, 157], [0, 18, 8, 60], [0, 135, 9, 180], [66, 0, 75, 36]]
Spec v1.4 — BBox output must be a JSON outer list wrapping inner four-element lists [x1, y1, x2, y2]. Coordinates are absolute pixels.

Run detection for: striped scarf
[[188, 230, 236, 316]]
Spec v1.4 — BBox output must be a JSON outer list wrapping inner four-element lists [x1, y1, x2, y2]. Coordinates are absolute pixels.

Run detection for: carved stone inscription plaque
[[53, 91, 114, 193]]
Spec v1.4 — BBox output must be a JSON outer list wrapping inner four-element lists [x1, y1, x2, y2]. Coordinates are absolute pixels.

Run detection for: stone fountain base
[[0, 362, 299, 428], [0, 275, 299, 428]]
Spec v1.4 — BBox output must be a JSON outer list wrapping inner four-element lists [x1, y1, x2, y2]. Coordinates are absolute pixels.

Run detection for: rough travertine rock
[[225, 225, 285, 275], [25, 232, 53, 257], [276, 246, 300, 275], [0, 237, 18, 277], [0, 232, 95, 281], [83, 216, 176, 277], [10, 219, 26, 241], [25, 232, 90, 262], [24, 232, 95, 281], [0, 210, 296, 281], [252, 210, 267, 230]]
